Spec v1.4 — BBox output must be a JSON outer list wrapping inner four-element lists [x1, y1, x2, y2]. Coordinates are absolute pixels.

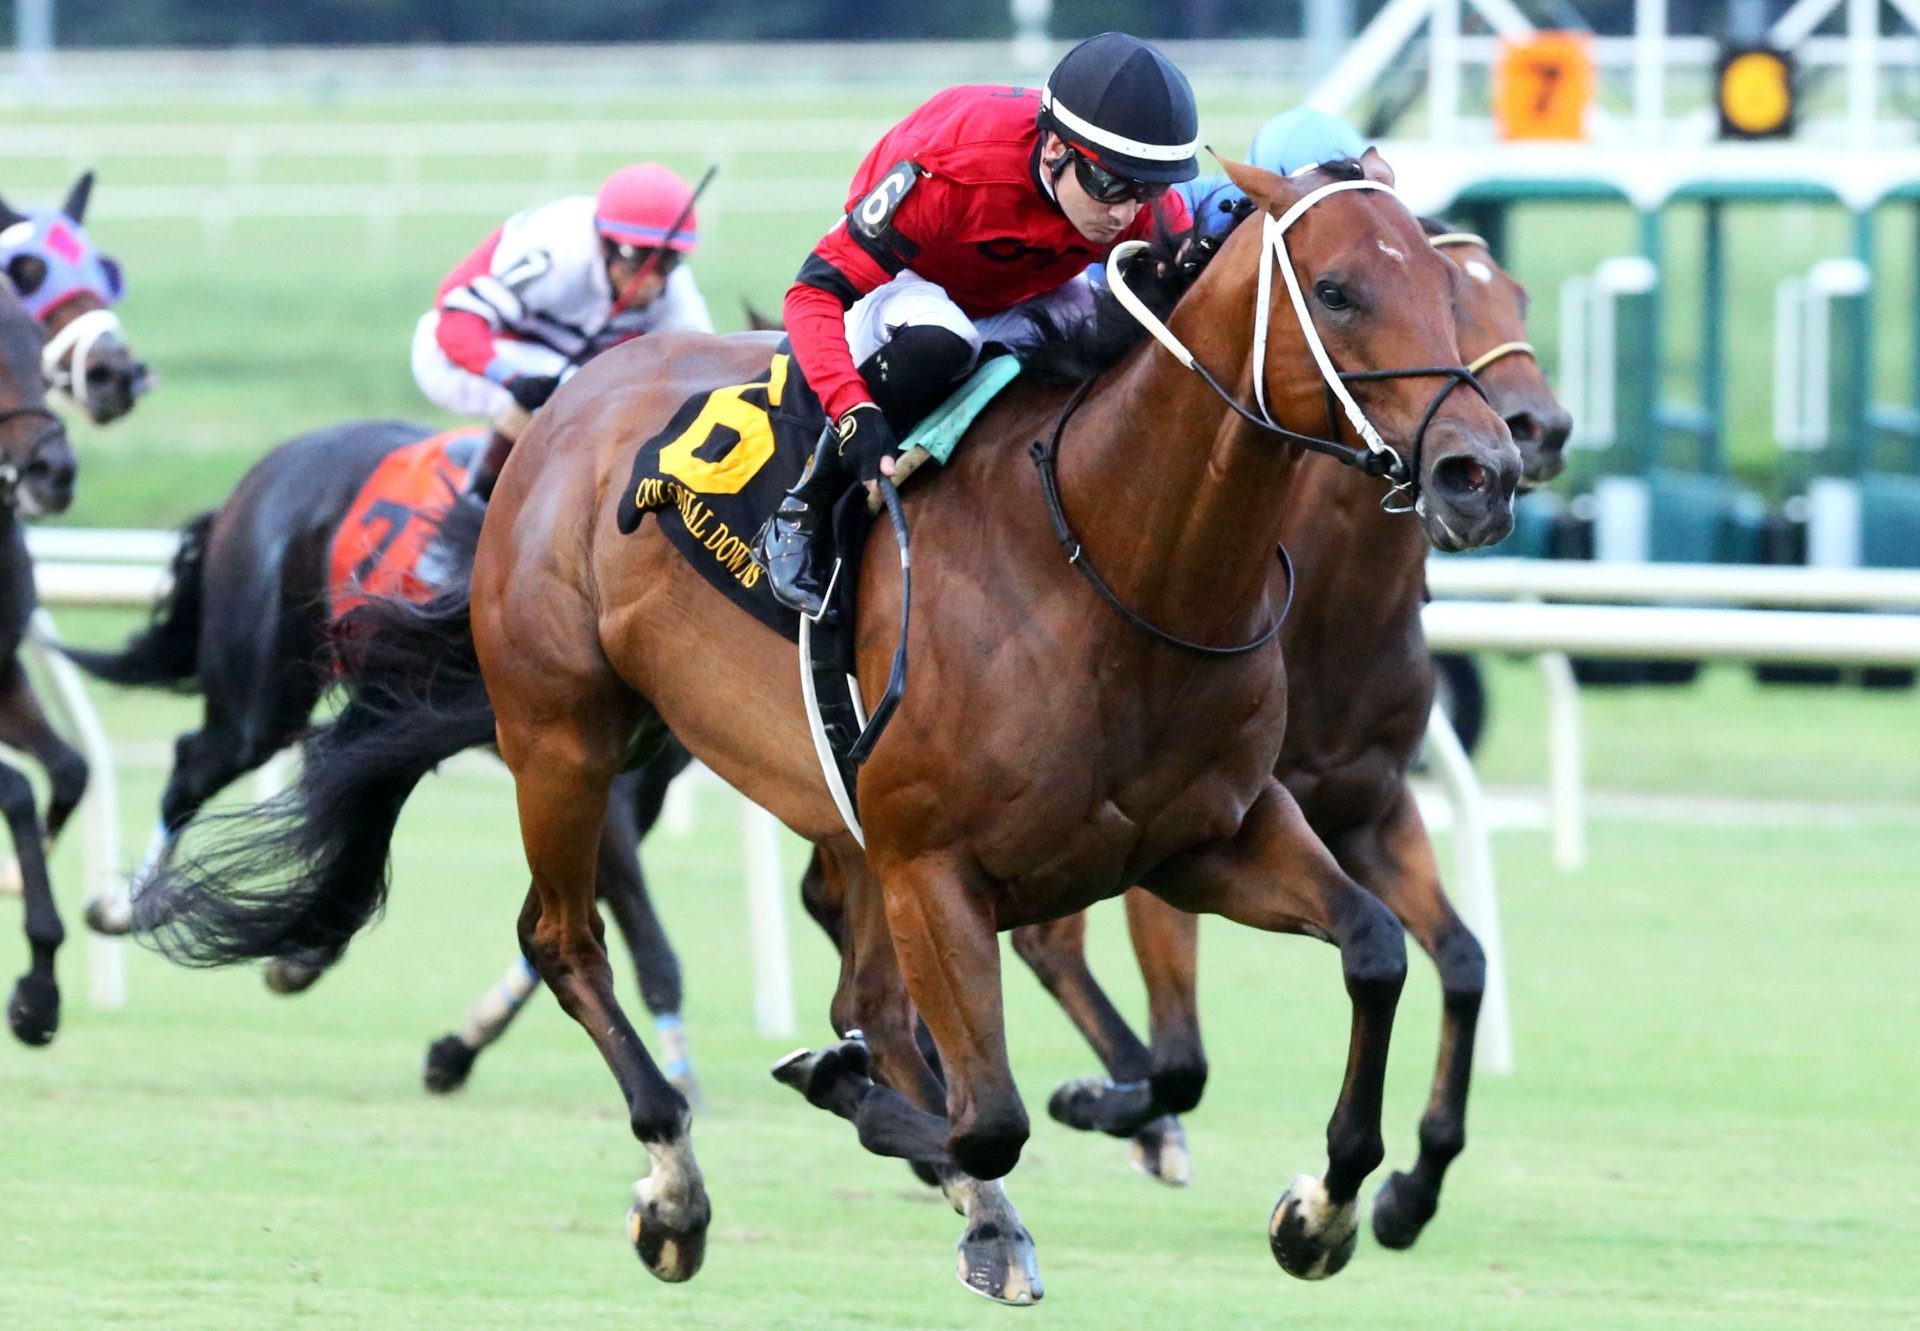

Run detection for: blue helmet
[[1247, 107, 1367, 177]]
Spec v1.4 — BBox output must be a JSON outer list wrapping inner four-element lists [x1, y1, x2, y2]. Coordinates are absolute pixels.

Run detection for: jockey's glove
[[835, 402, 899, 484], [508, 374, 561, 413]]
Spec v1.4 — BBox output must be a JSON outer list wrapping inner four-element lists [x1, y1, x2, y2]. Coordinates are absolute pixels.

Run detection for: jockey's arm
[[784, 165, 939, 424]]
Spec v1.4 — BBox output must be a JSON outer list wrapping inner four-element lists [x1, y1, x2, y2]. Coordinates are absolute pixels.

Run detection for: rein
[[1028, 378, 1296, 658]]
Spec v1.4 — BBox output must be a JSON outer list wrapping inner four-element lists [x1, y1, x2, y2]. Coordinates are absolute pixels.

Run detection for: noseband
[[42, 306, 126, 411], [0, 403, 64, 507]]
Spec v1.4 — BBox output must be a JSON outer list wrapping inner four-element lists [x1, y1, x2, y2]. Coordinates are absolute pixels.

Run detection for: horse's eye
[[1315, 281, 1350, 311]]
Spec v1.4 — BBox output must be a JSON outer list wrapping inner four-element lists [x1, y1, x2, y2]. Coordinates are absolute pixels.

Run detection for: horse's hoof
[[769, 1036, 870, 1107], [956, 1216, 1044, 1305], [7, 974, 60, 1047], [628, 1181, 710, 1283], [1128, 1115, 1192, 1187], [262, 956, 325, 995], [83, 894, 132, 936], [422, 1035, 479, 1094], [1268, 1174, 1359, 1280], [1047, 1075, 1157, 1137], [1371, 1170, 1437, 1250]]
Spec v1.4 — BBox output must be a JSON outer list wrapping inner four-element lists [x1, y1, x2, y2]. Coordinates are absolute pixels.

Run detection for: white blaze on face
[[1377, 240, 1406, 262], [1465, 259, 1494, 284]]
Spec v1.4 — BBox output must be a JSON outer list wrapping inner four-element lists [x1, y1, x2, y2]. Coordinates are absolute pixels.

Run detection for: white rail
[[29, 543, 1920, 1078]]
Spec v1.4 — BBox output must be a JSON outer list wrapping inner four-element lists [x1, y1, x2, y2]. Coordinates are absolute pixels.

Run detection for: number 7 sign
[[1495, 32, 1595, 142]]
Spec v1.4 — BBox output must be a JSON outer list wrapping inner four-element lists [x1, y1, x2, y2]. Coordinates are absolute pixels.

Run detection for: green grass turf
[[0, 620, 1915, 1327]]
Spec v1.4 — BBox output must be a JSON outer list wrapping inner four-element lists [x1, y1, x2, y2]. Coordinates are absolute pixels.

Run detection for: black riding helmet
[[1037, 32, 1201, 186]]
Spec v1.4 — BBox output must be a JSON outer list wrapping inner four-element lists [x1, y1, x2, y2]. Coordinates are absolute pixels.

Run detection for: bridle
[[1427, 231, 1537, 376], [1030, 176, 1488, 657], [41, 305, 127, 413], [0, 403, 64, 508]]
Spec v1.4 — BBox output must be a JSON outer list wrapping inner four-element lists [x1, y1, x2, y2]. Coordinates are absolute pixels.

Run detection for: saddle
[[617, 346, 1021, 839]]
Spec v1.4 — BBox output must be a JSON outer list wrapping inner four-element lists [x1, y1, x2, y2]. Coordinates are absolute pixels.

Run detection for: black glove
[[508, 374, 560, 413], [835, 402, 899, 484]]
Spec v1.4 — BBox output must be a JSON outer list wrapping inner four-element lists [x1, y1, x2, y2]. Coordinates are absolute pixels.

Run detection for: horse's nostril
[[1504, 412, 1540, 443], [1436, 455, 1489, 497]]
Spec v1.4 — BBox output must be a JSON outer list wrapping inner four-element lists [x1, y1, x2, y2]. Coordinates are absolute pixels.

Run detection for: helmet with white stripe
[[1037, 32, 1200, 186]]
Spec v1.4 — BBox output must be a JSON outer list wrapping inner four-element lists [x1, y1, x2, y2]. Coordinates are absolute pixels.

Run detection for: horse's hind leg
[[495, 663, 706, 1282], [0, 753, 60, 1045], [1333, 784, 1482, 1251], [1149, 780, 1407, 1282], [599, 759, 697, 1098]]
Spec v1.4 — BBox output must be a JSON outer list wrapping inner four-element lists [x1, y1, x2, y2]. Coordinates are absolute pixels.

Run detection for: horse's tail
[[59, 509, 216, 689], [135, 498, 495, 967]]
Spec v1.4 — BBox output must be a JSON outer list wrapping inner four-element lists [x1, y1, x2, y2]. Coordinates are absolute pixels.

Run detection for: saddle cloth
[[615, 344, 1021, 640], [327, 425, 486, 619]]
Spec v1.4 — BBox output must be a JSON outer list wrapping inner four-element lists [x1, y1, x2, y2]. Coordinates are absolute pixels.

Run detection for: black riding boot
[[752, 425, 846, 619]]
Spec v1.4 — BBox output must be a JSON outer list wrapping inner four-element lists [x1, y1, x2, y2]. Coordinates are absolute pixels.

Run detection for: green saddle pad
[[900, 355, 1023, 466]]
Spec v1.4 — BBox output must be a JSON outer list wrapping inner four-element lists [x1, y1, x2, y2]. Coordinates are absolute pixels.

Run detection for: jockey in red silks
[[412, 162, 713, 490], [752, 32, 1200, 617]]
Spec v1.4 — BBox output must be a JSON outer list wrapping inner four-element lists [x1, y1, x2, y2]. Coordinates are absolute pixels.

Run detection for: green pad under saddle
[[900, 355, 1022, 465]]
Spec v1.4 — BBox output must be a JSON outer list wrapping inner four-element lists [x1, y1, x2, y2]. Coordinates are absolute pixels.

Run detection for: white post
[[1535, 651, 1586, 871], [1421, 702, 1514, 1075], [1009, 0, 1052, 74], [253, 747, 297, 802], [741, 799, 795, 1039], [25, 611, 125, 1009], [1429, 0, 1462, 146], [1634, 0, 1668, 147], [1846, 0, 1879, 150]]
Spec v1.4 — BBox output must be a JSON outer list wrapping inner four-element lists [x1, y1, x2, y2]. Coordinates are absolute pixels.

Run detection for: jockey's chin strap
[[1105, 177, 1487, 518], [0, 404, 64, 511], [41, 306, 124, 412], [1427, 232, 1538, 376]]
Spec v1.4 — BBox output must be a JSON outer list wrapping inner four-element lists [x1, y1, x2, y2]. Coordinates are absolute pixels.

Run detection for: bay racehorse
[[65, 424, 698, 1079], [128, 152, 1520, 1300], [0, 272, 86, 1044], [0, 173, 150, 425], [988, 222, 1570, 1236]]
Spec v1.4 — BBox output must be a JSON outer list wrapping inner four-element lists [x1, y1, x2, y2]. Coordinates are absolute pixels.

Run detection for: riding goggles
[[1070, 151, 1168, 206]]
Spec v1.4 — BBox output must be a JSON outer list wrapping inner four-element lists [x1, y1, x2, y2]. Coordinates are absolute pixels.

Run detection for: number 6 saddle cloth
[[327, 425, 487, 621], [616, 340, 1021, 641]]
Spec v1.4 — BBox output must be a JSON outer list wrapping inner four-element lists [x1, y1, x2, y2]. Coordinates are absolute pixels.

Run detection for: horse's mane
[[1018, 157, 1372, 387]]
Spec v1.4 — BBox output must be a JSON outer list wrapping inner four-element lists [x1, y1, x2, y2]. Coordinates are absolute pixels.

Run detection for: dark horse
[[127, 152, 1519, 1301], [67, 423, 699, 1084], [0, 272, 87, 1044], [0, 173, 150, 425]]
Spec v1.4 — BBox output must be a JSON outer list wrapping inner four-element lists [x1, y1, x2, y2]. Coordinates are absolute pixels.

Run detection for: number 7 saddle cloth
[[615, 340, 1020, 640], [327, 425, 487, 621]]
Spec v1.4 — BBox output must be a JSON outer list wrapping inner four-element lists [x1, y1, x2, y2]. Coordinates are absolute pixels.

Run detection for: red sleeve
[[434, 309, 500, 379], [785, 176, 948, 422]]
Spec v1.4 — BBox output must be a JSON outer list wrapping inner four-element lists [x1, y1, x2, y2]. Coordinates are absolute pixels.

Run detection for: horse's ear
[[63, 170, 95, 224], [1358, 147, 1395, 188], [1216, 153, 1298, 216]]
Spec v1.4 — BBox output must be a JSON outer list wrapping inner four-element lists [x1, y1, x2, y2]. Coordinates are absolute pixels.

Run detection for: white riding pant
[[844, 270, 1096, 367], [410, 312, 571, 420]]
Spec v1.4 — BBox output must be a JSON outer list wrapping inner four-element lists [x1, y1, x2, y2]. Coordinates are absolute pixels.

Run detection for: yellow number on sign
[[657, 355, 789, 495]]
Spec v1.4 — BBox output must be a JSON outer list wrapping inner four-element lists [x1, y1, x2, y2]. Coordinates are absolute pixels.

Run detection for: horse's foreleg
[[501, 699, 706, 1285], [1149, 780, 1406, 1282], [1334, 784, 1481, 1251], [421, 955, 541, 1094], [0, 756, 59, 1045], [1123, 888, 1205, 1184]]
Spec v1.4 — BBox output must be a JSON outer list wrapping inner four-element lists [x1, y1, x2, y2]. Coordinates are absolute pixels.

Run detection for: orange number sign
[[1495, 32, 1595, 142]]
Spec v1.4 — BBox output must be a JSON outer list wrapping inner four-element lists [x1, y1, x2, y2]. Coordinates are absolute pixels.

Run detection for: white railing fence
[[22, 533, 1920, 1080]]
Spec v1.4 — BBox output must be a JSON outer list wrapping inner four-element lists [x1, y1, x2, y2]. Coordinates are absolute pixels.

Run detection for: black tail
[[135, 499, 495, 967], [60, 510, 215, 689]]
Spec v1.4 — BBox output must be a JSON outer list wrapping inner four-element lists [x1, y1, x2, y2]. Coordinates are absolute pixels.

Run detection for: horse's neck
[[1285, 456, 1429, 629], [1053, 286, 1305, 645]]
